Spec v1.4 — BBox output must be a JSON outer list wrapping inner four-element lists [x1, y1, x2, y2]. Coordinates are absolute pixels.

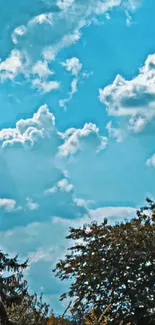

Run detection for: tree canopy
[[53, 198, 155, 325]]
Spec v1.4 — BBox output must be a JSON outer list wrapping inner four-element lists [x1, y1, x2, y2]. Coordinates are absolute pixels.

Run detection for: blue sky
[[0, 0, 155, 314]]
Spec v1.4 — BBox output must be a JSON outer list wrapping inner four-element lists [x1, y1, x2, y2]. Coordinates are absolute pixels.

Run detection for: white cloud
[[0, 198, 18, 212], [0, 104, 106, 225], [70, 78, 78, 93], [57, 0, 75, 10], [26, 198, 39, 211], [0, 50, 23, 81], [32, 78, 60, 92], [12, 26, 27, 45], [0, 104, 56, 148], [73, 198, 94, 207], [0, 205, 136, 259], [53, 178, 74, 192], [128, 115, 148, 133], [61, 57, 82, 76], [59, 57, 82, 108], [59, 123, 107, 157], [45, 178, 73, 194], [32, 60, 54, 78], [10, 0, 140, 66], [43, 30, 81, 62], [28, 247, 54, 264], [106, 121, 123, 142], [0, 0, 140, 95], [0, 205, 136, 271], [59, 78, 78, 108], [0, 104, 64, 214], [88, 206, 136, 224], [99, 53, 155, 135], [0, 51, 59, 93], [0, 101, 134, 309], [122, 0, 141, 11], [146, 154, 155, 168], [28, 13, 54, 27], [59, 57, 93, 109]]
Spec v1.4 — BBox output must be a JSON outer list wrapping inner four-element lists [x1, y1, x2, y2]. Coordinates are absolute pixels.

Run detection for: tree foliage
[[6, 293, 49, 325], [0, 249, 73, 325], [53, 198, 155, 324], [0, 251, 28, 325], [47, 313, 73, 325]]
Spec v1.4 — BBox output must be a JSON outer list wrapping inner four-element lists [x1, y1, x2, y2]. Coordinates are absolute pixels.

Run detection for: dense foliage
[[0, 250, 70, 325], [0, 251, 27, 324], [6, 293, 49, 325], [54, 199, 155, 325]]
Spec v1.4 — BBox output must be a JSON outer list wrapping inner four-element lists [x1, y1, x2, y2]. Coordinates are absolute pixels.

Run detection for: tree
[[47, 313, 73, 325], [0, 251, 28, 325], [6, 293, 49, 325], [53, 199, 155, 325]]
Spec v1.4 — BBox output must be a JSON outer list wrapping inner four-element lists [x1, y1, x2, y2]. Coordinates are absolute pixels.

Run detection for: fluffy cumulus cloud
[[61, 57, 82, 76], [0, 103, 107, 228], [59, 123, 107, 157], [45, 178, 74, 194], [99, 53, 155, 136], [0, 101, 136, 309], [0, 198, 19, 212]]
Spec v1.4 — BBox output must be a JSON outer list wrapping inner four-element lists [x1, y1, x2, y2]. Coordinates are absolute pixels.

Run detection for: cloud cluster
[[60, 123, 107, 157], [45, 178, 74, 194], [0, 49, 60, 92], [0, 0, 142, 312], [0, 104, 107, 226], [0, 102, 138, 312], [99, 53, 155, 167], [99, 54, 155, 135], [11, 0, 133, 61], [0, 0, 140, 93]]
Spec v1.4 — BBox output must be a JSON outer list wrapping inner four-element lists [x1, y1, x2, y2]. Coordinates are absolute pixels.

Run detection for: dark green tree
[[0, 251, 27, 325], [53, 199, 155, 325]]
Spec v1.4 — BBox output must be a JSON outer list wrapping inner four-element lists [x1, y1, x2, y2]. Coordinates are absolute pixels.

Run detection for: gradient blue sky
[[0, 0, 155, 314]]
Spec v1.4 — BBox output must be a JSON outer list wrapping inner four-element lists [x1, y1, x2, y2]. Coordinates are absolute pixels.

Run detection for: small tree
[[53, 199, 155, 325], [0, 251, 27, 324]]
